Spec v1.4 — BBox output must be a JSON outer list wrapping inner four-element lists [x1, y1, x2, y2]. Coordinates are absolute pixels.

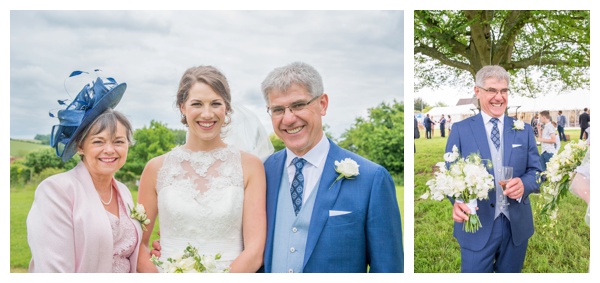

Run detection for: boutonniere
[[328, 158, 360, 190], [128, 203, 150, 231], [512, 120, 525, 131]]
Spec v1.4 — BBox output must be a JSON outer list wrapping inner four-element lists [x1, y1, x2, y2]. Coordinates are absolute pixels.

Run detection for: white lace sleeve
[[223, 104, 274, 160]]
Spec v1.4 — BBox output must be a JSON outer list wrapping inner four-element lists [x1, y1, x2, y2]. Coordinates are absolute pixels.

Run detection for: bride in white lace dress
[[136, 66, 268, 272]]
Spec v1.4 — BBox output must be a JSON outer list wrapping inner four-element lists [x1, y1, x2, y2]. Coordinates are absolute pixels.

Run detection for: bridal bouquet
[[539, 139, 589, 221], [422, 145, 495, 233], [151, 244, 229, 273]]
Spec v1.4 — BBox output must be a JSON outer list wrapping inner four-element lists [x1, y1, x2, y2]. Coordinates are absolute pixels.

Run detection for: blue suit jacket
[[263, 139, 404, 272], [446, 113, 541, 251]]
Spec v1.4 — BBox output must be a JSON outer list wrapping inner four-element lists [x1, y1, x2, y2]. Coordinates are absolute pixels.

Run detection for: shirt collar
[[286, 134, 330, 168], [481, 111, 505, 125]]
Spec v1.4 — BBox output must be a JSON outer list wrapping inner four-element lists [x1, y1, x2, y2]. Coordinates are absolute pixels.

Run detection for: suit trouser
[[540, 152, 554, 172], [557, 125, 566, 141], [460, 214, 528, 273], [580, 127, 587, 139]]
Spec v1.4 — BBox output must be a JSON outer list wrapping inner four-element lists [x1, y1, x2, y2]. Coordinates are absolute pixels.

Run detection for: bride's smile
[[181, 82, 228, 149]]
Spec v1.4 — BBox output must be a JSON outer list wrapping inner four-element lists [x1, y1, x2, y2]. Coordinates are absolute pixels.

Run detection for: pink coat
[[27, 162, 142, 272]]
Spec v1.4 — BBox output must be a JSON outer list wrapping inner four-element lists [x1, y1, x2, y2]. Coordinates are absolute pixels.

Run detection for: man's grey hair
[[261, 61, 324, 104], [475, 65, 510, 87]]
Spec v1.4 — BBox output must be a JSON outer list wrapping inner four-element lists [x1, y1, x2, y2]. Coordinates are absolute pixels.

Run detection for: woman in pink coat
[[27, 74, 142, 272]]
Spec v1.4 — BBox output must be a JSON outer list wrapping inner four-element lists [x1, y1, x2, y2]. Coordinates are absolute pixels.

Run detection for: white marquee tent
[[422, 90, 590, 128]]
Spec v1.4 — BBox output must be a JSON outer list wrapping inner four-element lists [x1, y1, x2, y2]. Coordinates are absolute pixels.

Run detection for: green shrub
[[10, 163, 32, 187], [34, 167, 67, 184], [22, 148, 77, 174]]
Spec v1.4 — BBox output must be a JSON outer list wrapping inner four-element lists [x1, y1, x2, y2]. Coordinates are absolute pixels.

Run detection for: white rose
[[513, 120, 525, 130], [201, 255, 218, 272], [179, 257, 196, 272], [335, 158, 360, 178], [136, 204, 146, 214]]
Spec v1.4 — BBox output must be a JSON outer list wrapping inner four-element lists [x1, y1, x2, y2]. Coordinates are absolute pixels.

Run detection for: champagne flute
[[498, 166, 513, 206]]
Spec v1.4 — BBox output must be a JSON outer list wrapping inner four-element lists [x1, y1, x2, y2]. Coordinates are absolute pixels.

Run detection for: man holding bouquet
[[446, 65, 542, 272]]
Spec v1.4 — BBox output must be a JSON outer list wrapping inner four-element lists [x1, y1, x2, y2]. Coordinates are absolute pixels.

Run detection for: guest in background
[[579, 107, 590, 140], [557, 110, 567, 141], [414, 115, 420, 152]]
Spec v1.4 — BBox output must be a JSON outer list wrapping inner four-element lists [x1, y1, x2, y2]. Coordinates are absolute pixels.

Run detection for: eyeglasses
[[267, 95, 321, 117], [477, 86, 510, 96]]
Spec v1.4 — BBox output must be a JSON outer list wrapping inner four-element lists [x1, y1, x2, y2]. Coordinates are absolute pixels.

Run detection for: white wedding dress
[[570, 132, 590, 226], [156, 145, 244, 271]]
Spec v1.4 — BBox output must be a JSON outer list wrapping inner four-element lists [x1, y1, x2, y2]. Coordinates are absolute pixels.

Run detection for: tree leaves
[[414, 10, 590, 96]]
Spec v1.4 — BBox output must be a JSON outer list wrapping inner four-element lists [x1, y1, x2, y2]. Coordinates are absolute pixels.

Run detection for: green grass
[[414, 129, 590, 272], [397, 185, 404, 235], [11, 181, 403, 272], [10, 139, 49, 158], [10, 186, 160, 272]]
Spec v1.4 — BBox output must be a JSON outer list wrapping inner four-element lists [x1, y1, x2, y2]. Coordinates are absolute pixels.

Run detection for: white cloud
[[10, 10, 404, 140]]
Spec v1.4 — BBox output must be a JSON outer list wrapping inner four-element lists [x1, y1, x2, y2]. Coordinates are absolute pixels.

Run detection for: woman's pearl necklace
[[99, 186, 113, 206]]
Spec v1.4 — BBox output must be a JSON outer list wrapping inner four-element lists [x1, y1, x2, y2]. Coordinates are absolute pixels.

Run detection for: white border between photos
[[3, 1, 597, 283]]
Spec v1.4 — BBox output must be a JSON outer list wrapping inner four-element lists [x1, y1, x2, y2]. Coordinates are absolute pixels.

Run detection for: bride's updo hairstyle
[[176, 66, 232, 126]]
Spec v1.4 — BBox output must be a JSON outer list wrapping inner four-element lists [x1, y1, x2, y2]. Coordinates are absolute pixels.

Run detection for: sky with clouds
[[9, 10, 404, 140]]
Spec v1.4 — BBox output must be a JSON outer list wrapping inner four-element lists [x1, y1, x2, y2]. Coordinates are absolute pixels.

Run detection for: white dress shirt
[[285, 134, 330, 204]]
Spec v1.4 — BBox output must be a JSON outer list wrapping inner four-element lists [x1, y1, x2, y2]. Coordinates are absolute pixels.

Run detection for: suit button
[[491, 203, 495, 208], [288, 269, 294, 273], [290, 247, 296, 253], [292, 227, 298, 233]]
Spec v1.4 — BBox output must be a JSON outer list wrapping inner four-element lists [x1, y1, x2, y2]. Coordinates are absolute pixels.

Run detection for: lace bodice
[[106, 194, 137, 273], [156, 145, 244, 269]]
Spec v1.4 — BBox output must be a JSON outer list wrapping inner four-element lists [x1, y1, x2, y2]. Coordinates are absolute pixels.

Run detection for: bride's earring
[[223, 112, 232, 127], [181, 113, 188, 126]]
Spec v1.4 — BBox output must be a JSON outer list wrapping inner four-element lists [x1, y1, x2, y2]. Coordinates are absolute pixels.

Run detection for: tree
[[172, 128, 187, 145], [414, 97, 430, 112], [22, 148, 77, 174], [338, 101, 404, 175], [269, 133, 286, 152], [322, 124, 336, 143], [34, 134, 51, 145], [414, 10, 590, 96], [121, 120, 176, 177]]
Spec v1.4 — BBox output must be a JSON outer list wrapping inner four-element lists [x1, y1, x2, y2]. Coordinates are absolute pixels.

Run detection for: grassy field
[[10, 186, 161, 272], [10, 179, 404, 272], [10, 139, 49, 158], [414, 129, 590, 273]]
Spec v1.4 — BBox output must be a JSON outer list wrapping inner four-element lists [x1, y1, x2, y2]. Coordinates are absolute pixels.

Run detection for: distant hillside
[[10, 139, 50, 158]]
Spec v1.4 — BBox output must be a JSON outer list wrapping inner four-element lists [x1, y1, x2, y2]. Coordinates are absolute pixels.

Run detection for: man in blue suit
[[424, 114, 434, 139], [447, 65, 541, 273], [261, 62, 404, 273]]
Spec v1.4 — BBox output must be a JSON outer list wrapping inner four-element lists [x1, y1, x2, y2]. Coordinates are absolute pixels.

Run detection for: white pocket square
[[329, 210, 351, 216], [512, 144, 522, 148]]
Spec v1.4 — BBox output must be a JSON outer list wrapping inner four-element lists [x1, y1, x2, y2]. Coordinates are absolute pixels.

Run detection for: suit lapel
[[303, 140, 344, 268], [469, 114, 492, 162], [503, 116, 516, 165], [265, 150, 286, 270], [266, 151, 287, 220]]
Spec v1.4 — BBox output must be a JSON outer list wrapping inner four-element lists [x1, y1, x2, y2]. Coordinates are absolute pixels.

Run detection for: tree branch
[[414, 45, 471, 71], [507, 57, 589, 69], [415, 11, 469, 58], [495, 11, 532, 64]]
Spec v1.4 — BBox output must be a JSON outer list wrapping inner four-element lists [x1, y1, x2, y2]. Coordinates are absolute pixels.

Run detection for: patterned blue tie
[[490, 118, 500, 150], [291, 157, 307, 216]]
